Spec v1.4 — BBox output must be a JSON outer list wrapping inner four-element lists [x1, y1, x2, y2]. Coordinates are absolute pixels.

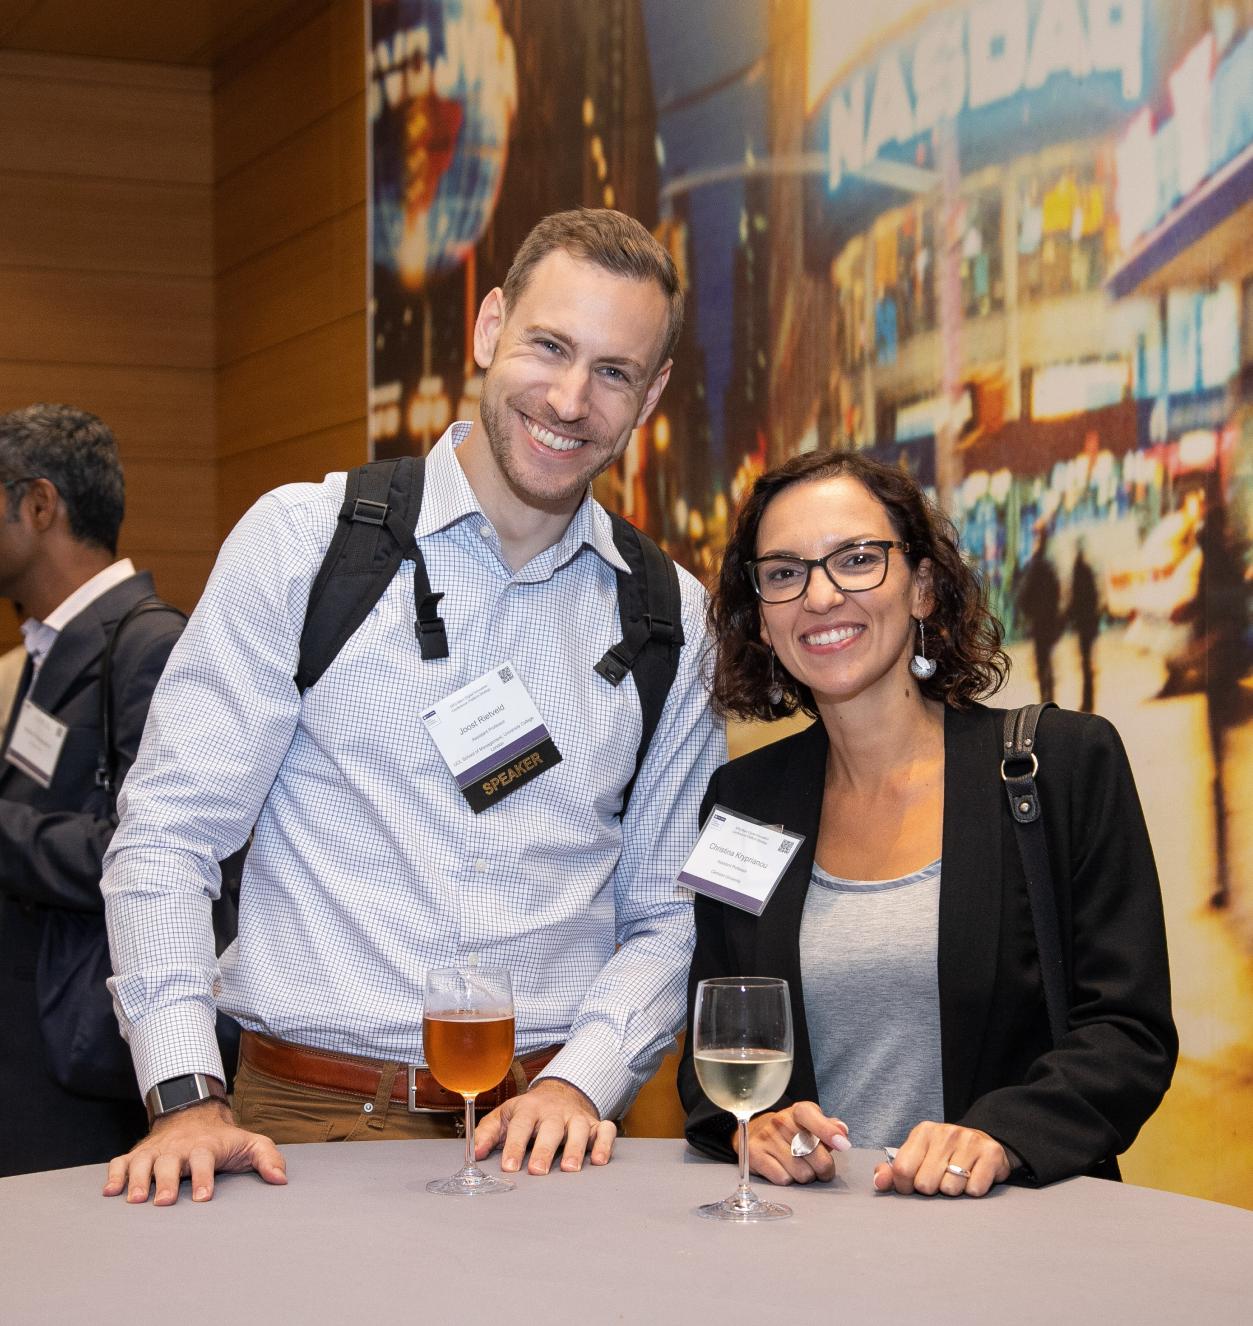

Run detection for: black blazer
[[678, 704, 1177, 1186], [0, 571, 183, 1174]]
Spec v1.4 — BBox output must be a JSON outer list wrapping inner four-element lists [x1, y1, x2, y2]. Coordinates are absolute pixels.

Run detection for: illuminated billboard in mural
[[803, 0, 1154, 263], [369, 0, 1253, 1209]]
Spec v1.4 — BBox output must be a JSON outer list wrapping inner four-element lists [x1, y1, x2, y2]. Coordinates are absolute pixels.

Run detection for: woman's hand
[[873, 1121, 1011, 1197], [733, 1100, 851, 1185]]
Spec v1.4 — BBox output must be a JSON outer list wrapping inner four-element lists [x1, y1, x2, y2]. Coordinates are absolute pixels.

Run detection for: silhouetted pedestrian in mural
[[1184, 494, 1247, 909], [1017, 526, 1062, 704], [1070, 542, 1101, 713]]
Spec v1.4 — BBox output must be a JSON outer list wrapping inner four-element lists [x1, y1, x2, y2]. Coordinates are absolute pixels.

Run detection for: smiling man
[[100, 209, 723, 1204]]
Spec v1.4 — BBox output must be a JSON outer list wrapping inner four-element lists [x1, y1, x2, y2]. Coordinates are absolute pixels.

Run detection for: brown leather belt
[[240, 1030, 562, 1113]]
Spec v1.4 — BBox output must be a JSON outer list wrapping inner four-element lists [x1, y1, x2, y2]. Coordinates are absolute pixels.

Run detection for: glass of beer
[[423, 965, 516, 1196], [692, 976, 794, 1221]]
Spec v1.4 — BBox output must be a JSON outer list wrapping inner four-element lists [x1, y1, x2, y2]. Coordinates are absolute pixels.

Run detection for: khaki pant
[[232, 1053, 462, 1143]]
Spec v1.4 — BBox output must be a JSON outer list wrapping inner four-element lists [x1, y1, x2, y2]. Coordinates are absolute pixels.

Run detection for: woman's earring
[[767, 649, 785, 705], [910, 618, 937, 680]]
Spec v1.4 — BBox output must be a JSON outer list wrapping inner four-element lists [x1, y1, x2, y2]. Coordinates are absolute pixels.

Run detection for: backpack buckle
[[643, 613, 678, 646], [351, 498, 388, 526], [594, 646, 631, 686]]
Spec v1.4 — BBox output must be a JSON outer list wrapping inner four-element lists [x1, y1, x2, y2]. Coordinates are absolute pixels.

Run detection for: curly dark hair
[[709, 450, 1009, 720]]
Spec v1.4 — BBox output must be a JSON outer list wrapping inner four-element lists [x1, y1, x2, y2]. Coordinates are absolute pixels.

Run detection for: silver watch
[[145, 1073, 227, 1122]]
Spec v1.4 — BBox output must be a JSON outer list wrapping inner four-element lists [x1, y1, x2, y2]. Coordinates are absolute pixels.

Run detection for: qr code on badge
[[497, 665, 514, 684]]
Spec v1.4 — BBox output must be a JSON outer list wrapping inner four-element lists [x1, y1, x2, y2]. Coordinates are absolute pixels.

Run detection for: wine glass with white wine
[[423, 965, 516, 1196], [692, 976, 794, 1221]]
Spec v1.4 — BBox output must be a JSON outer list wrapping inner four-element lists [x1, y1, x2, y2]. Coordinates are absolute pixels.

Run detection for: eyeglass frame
[[745, 538, 911, 603], [2, 475, 43, 490]]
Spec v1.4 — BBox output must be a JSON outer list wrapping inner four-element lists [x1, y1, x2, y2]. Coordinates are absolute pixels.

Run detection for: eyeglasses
[[2, 475, 42, 490], [746, 539, 909, 604]]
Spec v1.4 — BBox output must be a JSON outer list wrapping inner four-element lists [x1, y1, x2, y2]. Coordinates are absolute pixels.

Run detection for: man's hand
[[873, 1120, 1011, 1198], [737, 1101, 851, 1185], [102, 1098, 287, 1205], [474, 1078, 615, 1175]]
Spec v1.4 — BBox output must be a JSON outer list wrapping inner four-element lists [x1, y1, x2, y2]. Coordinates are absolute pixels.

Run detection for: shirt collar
[[21, 558, 136, 670], [421, 423, 629, 576], [42, 558, 136, 632]]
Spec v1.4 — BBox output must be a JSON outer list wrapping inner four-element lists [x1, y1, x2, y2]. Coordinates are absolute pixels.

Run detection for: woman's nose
[[803, 562, 846, 609]]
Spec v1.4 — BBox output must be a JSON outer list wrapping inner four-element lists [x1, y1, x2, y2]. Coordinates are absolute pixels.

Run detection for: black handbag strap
[[1001, 702, 1068, 1047], [96, 597, 188, 809]]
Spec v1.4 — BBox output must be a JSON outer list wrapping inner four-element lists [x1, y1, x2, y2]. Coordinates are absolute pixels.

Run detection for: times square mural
[[369, 0, 1253, 1206]]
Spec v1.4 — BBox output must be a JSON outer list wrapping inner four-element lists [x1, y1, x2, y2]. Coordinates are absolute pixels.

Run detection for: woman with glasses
[[678, 450, 1175, 1196]]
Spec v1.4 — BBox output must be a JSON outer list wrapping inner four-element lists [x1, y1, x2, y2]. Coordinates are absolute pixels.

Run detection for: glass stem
[[463, 1095, 476, 1172], [736, 1117, 753, 1207]]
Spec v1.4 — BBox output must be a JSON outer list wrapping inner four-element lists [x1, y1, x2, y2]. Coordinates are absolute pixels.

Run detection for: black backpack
[[294, 457, 686, 813]]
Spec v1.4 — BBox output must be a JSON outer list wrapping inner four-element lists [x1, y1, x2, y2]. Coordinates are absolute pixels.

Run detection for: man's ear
[[473, 287, 507, 371], [634, 359, 672, 429], [23, 477, 61, 534]]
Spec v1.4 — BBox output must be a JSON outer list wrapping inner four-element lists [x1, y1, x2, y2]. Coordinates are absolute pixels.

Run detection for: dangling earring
[[767, 648, 785, 705], [910, 618, 937, 679]]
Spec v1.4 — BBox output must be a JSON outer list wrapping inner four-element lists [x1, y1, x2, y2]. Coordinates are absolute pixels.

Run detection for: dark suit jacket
[[678, 704, 1177, 1186], [0, 571, 183, 1175]]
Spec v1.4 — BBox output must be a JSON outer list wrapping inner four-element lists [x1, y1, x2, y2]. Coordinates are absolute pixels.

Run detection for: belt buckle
[[406, 1064, 444, 1114]]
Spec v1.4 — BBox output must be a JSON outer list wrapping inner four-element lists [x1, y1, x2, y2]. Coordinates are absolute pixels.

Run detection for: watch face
[[158, 1075, 205, 1112]]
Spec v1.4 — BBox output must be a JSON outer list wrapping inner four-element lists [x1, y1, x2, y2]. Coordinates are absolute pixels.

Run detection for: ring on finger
[[790, 1130, 819, 1158], [945, 1162, 972, 1179]]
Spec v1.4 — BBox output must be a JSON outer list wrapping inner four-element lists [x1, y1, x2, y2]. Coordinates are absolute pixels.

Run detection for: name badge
[[4, 697, 69, 789], [677, 805, 804, 915], [420, 661, 562, 813]]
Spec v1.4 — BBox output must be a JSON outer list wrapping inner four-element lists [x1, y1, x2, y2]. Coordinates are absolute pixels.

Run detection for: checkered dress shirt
[[103, 424, 723, 1118]]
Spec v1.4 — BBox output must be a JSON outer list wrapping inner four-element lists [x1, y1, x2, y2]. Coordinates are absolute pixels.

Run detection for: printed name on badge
[[4, 697, 69, 789], [420, 661, 562, 813], [677, 805, 803, 915]]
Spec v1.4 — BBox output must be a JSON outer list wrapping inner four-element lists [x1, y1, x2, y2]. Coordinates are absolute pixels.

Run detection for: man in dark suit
[[0, 404, 184, 1175]]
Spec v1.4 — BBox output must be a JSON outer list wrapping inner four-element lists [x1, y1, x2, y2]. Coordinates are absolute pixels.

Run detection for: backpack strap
[[296, 457, 446, 694], [1000, 701, 1068, 1046], [96, 597, 188, 810], [598, 514, 685, 815]]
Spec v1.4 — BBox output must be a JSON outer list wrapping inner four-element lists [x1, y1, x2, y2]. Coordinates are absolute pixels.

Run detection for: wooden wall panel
[[0, 363, 214, 461], [213, 0, 367, 538], [0, 173, 212, 275], [214, 0, 357, 179], [0, 0, 301, 67], [121, 458, 218, 552], [218, 314, 366, 457], [0, 269, 213, 367], [214, 94, 366, 274], [0, 51, 211, 181], [0, 51, 213, 650], [218, 420, 366, 533], [216, 204, 365, 365]]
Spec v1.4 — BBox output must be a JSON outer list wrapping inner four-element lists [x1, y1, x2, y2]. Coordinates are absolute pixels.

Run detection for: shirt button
[[479, 525, 492, 538], [473, 859, 488, 873]]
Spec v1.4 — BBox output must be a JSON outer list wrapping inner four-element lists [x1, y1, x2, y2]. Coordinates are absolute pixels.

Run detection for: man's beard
[[478, 380, 617, 510]]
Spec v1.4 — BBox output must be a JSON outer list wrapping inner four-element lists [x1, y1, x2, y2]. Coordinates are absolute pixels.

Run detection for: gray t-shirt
[[799, 858, 944, 1150]]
